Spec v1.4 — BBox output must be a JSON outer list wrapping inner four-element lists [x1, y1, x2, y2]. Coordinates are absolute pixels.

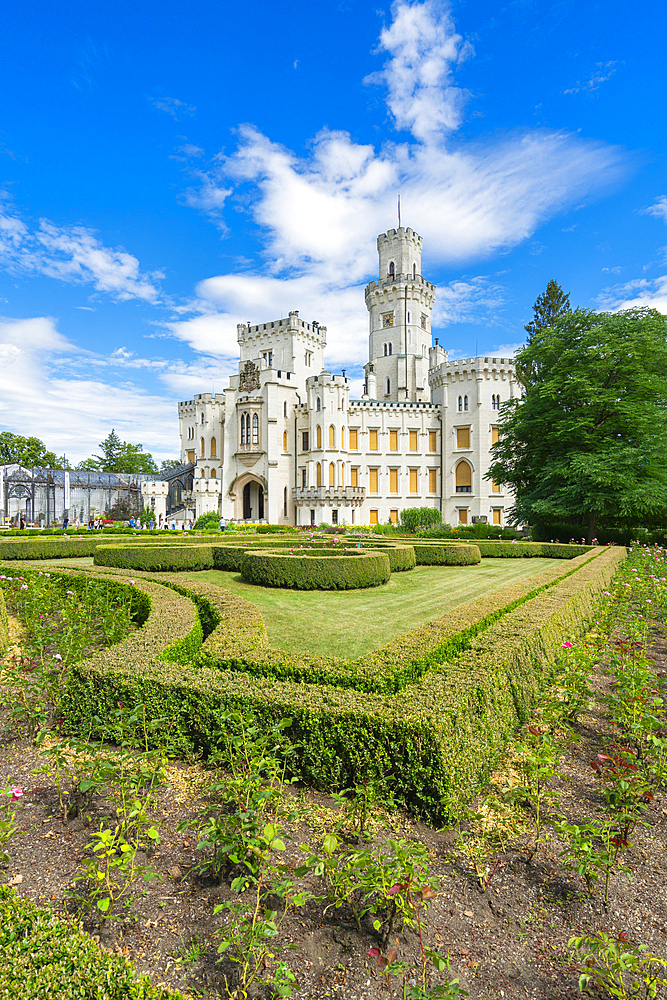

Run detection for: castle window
[[390, 509, 398, 524], [284, 400, 287, 417], [349, 429, 358, 450], [413, 263, 416, 278], [458, 508, 468, 524], [317, 397, 321, 410], [316, 462, 322, 487], [200, 468, 205, 478], [421, 314, 427, 329], [457, 427, 470, 449], [429, 469, 437, 493], [386, 378, 391, 396], [428, 430, 437, 451], [302, 468, 307, 489], [316, 424, 322, 448], [210, 468, 217, 478], [388, 261, 395, 278], [369, 429, 378, 450], [409, 430, 418, 451], [389, 430, 398, 451], [455, 461, 472, 493], [407, 311, 410, 323], [252, 414, 259, 445], [409, 469, 418, 493], [201, 413, 205, 424], [464, 395, 469, 411], [370, 509, 378, 525], [340, 464, 344, 487], [329, 425, 335, 448], [388, 343, 392, 354], [350, 467, 359, 487], [384, 343, 388, 356], [492, 479, 501, 494], [369, 468, 379, 493], [302, 431, 309, 451], [329, 462, 335, 487], [283, 430, 288, 451], [210, 437, 216, 458], [331, 509, 338, 525], [458, 396, 463, 412], [310, 509, 316, 525], [491, 426, 499, 445], [341, 427, 345, 449], [493, 508, 501, 525], [305, 351, 312, 367], [262, 351, 273, 366], [200, 436, 205, 458], [389, 468, 398, 493], [284, 486, 288, 517]]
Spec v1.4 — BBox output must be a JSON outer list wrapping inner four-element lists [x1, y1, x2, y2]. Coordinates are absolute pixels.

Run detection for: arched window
[[389, 261, 395, 278], [316, 397, 321, 411], [283, 401, 287, 417], [329, 425, 335, 447], [386, 378, 391, 395], [201, 412, 205, 424], [329, 462, 335, 487], [240, 414, 247, 445], [413, 263, 416, 278], [458, 396, 463, 412], [316, 425, 322, 448], [455, 461, 472, 493], [388, 343, 392, 355], [340, 465, 345, 488], [252, 413, 259, 445], [200, 468, 206, 478], [283, 430, 288, 451], [210, 436, 217, 458], [384, 343, 388, 356], [283, 486, 288, 517], [464, 395, 469, 411], [210, 468, 217, 478], [200, 436, 205, 457], [340, 427, 345, 449], [316, 462, 322, 487]]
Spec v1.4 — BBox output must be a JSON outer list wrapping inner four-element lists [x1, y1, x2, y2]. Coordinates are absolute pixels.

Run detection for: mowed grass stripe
[[191, 558, 565, 659]]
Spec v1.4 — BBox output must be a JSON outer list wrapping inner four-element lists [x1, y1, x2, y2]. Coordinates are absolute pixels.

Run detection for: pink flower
[[53, 653, 62, 661], [562, 641, 574, 649], [10, 787, 23, 800], [20, 584, 28, 590]]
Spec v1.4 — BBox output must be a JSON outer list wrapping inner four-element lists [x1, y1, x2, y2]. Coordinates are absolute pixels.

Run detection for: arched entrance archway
[[232, 472, 267, 521]]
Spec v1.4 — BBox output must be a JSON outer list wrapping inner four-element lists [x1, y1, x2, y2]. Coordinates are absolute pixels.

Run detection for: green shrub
[[61, 546, 625, 819], [400, 507, 443, 531], [407, 542, 481, 566], [240, 549, 391, 590], [94, 544, 214, 572], [0, 887, 183, 998], [193, 510, 220, 530]]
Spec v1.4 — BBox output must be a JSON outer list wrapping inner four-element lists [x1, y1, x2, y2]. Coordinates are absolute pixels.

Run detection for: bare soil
[[1, 620, 667, 999]]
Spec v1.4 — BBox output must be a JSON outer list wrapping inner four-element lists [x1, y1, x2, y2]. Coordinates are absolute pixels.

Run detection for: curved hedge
[[61, 546, 626, 819], [94, 543, 214, 572], [240, 549, 391, 590], [0, 886, 183, 998]]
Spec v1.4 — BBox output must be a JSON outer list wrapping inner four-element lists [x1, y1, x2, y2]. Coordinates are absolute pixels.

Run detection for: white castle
[[143, 228, 517, 528]]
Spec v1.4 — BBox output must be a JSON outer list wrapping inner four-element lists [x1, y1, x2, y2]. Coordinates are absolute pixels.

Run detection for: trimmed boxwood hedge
[[241, 548, 391, 590], [0, 887, 183, 998], [94, 543, 215, 572], [61, 545, 625, 819], [405, 542, 481, 565]]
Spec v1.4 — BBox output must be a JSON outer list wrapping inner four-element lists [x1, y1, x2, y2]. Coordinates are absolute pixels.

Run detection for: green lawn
[[191, 558, 565, 660]]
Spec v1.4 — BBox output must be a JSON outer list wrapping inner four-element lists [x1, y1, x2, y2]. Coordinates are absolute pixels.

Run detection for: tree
[[77, 430, 159, 475], [488, 307, 667, 543], [160, 459, 183, 471], [524, 279, 571, 341], [0, 431, 62, 468]]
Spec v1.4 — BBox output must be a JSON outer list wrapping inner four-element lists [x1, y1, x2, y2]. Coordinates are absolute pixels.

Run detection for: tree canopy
[[524, 279, 571, 341], [0, 432, 65, 469], [76, 430, 158, 475], [488, 307, 667, 541]]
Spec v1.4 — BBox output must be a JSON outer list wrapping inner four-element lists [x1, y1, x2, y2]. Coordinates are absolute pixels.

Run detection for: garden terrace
[[55, 545, 624, 819]]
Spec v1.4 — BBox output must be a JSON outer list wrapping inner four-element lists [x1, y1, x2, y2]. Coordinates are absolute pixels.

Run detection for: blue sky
[[1, 0, 666, 464]]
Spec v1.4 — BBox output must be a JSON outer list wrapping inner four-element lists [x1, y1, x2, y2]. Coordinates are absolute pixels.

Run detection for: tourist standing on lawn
[[219, 514, 226, 531]]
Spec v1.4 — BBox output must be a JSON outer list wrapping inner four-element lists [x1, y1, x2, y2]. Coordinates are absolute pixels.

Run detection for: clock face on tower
[[382, 313, 394, 328]]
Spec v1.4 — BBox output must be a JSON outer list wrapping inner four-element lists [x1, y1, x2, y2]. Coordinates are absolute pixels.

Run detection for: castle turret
[[364, 227, 436, 402]]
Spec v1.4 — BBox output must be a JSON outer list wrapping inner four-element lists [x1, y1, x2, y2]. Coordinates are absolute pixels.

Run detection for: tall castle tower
[[363, 227, 436, 402]]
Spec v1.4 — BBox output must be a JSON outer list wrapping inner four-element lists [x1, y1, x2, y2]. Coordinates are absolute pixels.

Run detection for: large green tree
[[0, 431, 66, 469], [488, 307, 667, 542], [76, 429, 158, 475], [524, 279, 571, 341]]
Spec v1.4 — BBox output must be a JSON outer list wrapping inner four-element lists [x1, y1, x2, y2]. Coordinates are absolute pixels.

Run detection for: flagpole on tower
[[398, 193, 401, 228]]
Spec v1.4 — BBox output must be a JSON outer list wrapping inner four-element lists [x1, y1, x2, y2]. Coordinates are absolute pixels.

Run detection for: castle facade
[[147, 228, 516, 528]]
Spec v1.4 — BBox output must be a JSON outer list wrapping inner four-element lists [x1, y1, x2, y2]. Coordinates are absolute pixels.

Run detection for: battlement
[[237, 310, 327, 341], [377, 227, 423, 248]]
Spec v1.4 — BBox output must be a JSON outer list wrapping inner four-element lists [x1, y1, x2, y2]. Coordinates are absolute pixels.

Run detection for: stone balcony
[[291, 486, 366, 508]]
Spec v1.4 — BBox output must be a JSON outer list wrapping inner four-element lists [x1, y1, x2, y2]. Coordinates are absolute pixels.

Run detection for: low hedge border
[[61, 545, 625, 819], [0, 886, 183, 998], [240, 549, 391, 590], [94, 543, 215, 572], [0, 562, 203, 666]]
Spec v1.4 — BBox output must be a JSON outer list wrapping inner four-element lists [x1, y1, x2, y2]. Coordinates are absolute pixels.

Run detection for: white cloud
[[0, 202, 162, 302], [149, 96, 196, 120], [0, 316, 180, 462], [598, 275, 667, 315], [644, 196, 667, 223], [563, 61, 618, 96], [365, 0, 473, 141]]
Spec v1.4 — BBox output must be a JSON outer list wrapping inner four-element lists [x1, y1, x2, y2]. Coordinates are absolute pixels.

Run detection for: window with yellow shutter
[[409, 430, 418, 451], [329, 462, 335, 486], [409, 469, 418, 493], [369, 429, 378, 450], [316, 425, 322, 448], [329, 425, 335, 447], [369, 468, 378, 493], [429, 430, 437, 451], [390, 509, 398, 524], [493, 508, 501, 524], [491, 426, 499, 444], [455, 461, 472, 492], [458, 508, 468, 524], [456, 427, 470, 448], [370, 509, 379, 524], [349, 429, 358, 450], [350, 467, 358, 487], [492, 479, 501, 493], [429, 469, 437, 493], [390, 468, 398, 493], [389, 430, 398, 451]]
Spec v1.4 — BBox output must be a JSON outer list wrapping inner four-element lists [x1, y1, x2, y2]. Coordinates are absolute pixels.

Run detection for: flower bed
[[60, 546, 625, 818], [240, 548, 391, 590]]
